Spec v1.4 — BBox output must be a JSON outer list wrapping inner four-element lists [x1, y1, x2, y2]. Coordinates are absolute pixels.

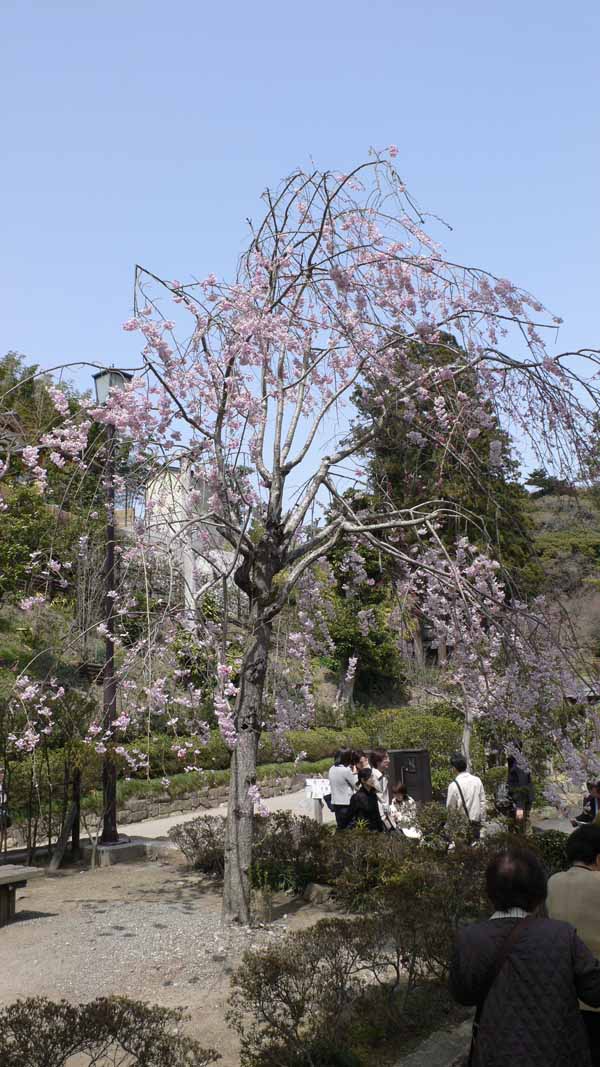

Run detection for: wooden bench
[[0, 865, 44, 927]]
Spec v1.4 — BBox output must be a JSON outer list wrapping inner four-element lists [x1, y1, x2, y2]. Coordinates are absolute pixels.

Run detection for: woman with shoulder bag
[[450, 847, 600, 1066]]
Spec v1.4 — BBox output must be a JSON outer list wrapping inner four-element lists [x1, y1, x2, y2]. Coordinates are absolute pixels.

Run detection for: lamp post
[[93, 368, 133, 846]]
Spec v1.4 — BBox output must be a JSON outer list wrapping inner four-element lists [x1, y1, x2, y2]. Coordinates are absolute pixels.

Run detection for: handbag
[[467, 916, 536, 1066]]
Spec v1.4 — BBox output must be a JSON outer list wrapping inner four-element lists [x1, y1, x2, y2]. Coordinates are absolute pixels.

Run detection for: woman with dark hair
[[347, 768, 385, 832], [388, 783, 421, 839], [450, 847, 600, 1066], [327, 748, 357, 830]]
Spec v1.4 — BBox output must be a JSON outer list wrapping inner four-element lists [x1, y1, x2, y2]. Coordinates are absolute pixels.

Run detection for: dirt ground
[[0, 856, 329, 1066]]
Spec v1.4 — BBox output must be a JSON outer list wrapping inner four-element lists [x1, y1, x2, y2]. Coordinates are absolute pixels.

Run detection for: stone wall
[[5, 774, 304, 848], [115, 774, 303, 826]]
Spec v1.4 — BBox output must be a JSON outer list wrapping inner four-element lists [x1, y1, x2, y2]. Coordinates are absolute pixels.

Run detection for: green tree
[[353, 334, 543, 596]]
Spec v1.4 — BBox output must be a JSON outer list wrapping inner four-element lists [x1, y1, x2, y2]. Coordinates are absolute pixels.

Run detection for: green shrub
[[285, 727, 369, 762], [0, 996, 219, 1067], [250, 811, 333, 893], [229, 918, 369, 1067], [169, 815, 227, 875], [529, 828, 569, 874], [169, 812, 332, 893]]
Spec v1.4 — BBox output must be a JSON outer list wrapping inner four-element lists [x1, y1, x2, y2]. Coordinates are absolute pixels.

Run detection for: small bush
[[169, 812, 333, 893], [229, 918, 369, 1067], [528, 828, 569, 874], [169, 815, 227, 876], [250, 811, 333, 893], [0, 996, 219, 1067]]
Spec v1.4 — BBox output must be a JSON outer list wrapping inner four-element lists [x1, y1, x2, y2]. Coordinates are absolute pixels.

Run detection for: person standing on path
[[0, 768, 9, 849], [328, 749, 357, 830], [507, 750, 535, 832], [347, 768, 385, 832], [546, 825, 600, 1066], [446, 753, 486, 842], [450, 847, 600, 1067]]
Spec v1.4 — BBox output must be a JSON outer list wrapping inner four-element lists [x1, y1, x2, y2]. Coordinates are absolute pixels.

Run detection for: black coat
[[507, 763, 534, 811], [348, 787, 384, 832], [450, 917, 600, 1066]]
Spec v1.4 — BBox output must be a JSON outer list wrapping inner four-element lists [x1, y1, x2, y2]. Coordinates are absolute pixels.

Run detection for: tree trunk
[[461, 710, 473, 770], [413, 624, 425, 667], [336, 658, 356, 709], [222, 618, 272, 924]]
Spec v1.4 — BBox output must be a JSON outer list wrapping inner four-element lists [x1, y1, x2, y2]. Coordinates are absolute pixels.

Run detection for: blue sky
[[2, 0, 599, 399]]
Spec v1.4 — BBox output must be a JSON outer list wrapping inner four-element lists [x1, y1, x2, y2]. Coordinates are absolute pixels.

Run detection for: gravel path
[[0, 859, 326, 1065]]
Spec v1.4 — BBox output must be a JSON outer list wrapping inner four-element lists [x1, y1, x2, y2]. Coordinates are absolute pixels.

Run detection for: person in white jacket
[[446, 752, 486, 841], [328, 749, 358, 830]]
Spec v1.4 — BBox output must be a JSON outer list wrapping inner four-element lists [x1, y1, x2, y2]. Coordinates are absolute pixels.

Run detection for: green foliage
[[352, 335, 544, 596], [169, 812, 333, 894], [363, 707, 484, 794], [169, 815, 227, 875], [526, 468, 576, 498], [0, 996, 219, 1067], [529, 829, 569, 874], [229, 841, 487, 1067]]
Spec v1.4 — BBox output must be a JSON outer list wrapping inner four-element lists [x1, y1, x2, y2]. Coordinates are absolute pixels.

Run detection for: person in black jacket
[[450, 847, 600, 1066], [507, 752, 534, 831], [347, 768, 384, 832]]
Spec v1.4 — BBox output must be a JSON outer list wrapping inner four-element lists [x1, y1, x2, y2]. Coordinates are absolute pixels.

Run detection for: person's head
[[333, 750, 342, 766], [338, 748, 353, 767], [392, 783, 408, 802], [566, 825, 600, 870], [486, 848, 547, 914], [357, 767, 375, 790], [587, 780, 600, 797], [352, 750, 370, 771], [371, 749, 390, 772], [451, 753, 467, 774]]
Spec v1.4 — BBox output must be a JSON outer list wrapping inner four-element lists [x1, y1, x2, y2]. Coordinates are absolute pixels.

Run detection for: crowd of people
[[325, 746, 536, 841], [326, 747, 418, 834], [325, 748, 600, 1063]]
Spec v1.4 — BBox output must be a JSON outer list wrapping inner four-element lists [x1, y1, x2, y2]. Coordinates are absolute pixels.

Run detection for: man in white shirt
[[328, 749, 358, 830], [446, 752, 486, 841]]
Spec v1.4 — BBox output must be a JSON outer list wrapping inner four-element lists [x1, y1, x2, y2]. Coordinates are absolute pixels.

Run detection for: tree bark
[[222, 617, 272, 924], [413, 624, 425, 666], [461, 709, 473, 770], [336, 658, 356, 709]]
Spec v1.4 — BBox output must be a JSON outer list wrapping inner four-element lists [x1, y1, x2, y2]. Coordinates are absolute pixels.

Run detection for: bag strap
[[453, 777, 471, 823], [468, 916, 536, 1064]]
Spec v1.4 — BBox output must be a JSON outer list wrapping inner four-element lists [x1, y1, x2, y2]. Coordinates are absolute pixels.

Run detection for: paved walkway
[[122, 786, 335, 840]]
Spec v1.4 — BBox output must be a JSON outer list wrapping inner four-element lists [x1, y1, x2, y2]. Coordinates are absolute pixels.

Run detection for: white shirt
[[328, 764, 357, 805], [372, 767, 389, 815], [446, 771, 487, 822]]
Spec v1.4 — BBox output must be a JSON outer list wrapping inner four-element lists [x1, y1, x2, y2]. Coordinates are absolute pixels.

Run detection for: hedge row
[[4, 707, 483, 815]]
